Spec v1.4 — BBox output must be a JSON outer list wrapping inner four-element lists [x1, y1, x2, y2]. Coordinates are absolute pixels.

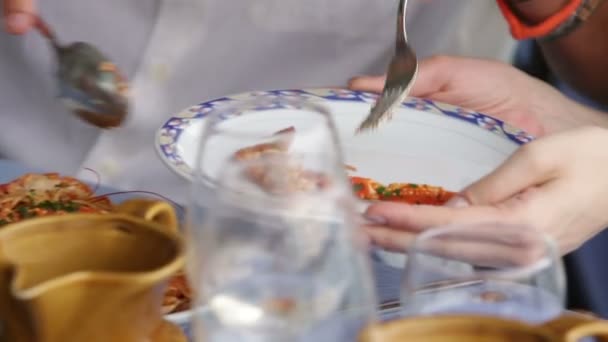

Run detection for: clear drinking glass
[[400, 222, 566, 324], [187, 95, 377, 341]]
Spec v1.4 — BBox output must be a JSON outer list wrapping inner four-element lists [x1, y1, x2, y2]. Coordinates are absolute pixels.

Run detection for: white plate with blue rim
[[155, 88, 534, 270]]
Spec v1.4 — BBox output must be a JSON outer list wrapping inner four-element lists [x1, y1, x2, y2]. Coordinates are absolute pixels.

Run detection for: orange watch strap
[[496, 0, 583, 40]]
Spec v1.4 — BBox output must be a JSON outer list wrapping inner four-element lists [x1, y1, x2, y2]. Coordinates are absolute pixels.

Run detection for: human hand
[[3, 0, 36, 34], [363, 126, 608, 256], [349, 56, 608, 137], [399, 222, 550, 269]]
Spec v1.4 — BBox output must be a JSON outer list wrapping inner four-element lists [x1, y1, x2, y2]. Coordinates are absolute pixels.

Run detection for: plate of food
[[155, 88, 534, 268], [0, 172, 193, 331]]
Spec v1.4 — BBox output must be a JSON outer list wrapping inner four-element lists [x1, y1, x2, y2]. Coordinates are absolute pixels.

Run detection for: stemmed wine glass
[[400, 222, 566, 324], [187, 94, 377, 341]]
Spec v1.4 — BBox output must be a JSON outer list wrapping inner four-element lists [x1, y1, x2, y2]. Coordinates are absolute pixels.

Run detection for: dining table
[[3, 157, 606, 337], [0, 159, 403, 304]]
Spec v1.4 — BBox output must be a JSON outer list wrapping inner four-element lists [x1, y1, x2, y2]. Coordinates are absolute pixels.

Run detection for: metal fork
[[357, 0, 418, 133]]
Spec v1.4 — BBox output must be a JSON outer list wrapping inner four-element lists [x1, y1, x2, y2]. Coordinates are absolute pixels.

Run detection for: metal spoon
[[33, 16, 129, 128]]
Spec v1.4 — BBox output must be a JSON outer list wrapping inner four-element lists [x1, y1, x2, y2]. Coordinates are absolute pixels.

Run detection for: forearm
[[509, 0, 608, 106]]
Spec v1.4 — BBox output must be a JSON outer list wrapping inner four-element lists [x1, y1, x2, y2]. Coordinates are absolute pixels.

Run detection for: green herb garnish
[[17, 206, 29, 218], [36, 200, 80, 212], [37, 201, 60, 211], [62, 202, 80, 212]]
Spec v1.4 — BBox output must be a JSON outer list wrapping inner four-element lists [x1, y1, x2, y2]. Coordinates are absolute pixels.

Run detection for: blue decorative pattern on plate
[[155, 88, 534, 182]]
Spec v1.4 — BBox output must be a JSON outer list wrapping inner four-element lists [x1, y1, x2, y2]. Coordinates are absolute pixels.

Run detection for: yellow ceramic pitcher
[[0, 199, 185, 342], [359, 313, 608, 342]]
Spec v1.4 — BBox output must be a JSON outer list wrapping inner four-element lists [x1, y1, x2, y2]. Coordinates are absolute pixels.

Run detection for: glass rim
[[192, 95, 347, 189], [407, 221, 560, 280], [199, 95, 337, 139], [189, 155, 358, 227]]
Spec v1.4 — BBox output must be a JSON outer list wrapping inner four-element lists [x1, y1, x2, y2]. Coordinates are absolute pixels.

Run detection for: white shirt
[[0, 0, 514, 203]]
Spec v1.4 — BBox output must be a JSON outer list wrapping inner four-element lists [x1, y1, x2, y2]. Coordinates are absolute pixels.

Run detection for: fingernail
[[363, 214, 387, 225], [6, 13, 31, 32], [445, 196, 470, 208]]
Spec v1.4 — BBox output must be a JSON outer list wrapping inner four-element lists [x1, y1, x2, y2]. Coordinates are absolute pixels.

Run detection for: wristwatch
[[497, 0, 607, 41], [541, 0, 607, 41]]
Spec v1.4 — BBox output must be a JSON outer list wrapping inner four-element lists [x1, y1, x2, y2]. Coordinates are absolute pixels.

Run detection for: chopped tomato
[[350, 177, 380, 200], [349, 177, 455, 205]]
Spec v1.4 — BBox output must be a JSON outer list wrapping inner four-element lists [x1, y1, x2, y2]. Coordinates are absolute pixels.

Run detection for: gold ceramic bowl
[[359, 313, 608, 342]]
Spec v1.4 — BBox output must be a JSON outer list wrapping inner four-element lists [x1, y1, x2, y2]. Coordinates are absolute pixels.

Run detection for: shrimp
[[232, 126, 295, 161], [162, 272, 192, 314]]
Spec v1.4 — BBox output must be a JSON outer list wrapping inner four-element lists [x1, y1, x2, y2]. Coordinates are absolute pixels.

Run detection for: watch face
[[578, 0, 604, 20], [540, 0, 604, 41], [504, 0, 601, 40]]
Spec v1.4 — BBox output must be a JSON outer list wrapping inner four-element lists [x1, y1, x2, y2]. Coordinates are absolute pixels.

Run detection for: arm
[[508, 0, 608, 106]]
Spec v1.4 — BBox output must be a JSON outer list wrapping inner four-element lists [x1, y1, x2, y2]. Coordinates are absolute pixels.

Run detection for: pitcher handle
[[543, 312, 608, 342], [115, 199, 179, 234]]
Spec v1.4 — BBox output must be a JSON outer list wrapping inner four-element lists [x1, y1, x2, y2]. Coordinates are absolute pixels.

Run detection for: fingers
[[456, 129, 585, 206], [407, 56, 463, 98], [365, 225, 418, 252], [347, 75, 386, 93], [366, 221, 546, 268], [365, 224, 531, 266], [363, 202, 496, 251], [509, 179, 590, 254], [348, 55, 469, 97], [413, 238, 547, 269], [365, 203, 549, 267], [459, 138, 562, 206], [3, 0, 36, 34], [364, 201, 501, 232]]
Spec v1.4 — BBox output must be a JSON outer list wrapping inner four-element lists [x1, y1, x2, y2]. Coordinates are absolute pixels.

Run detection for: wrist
[[508, 0, 571, 24]]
